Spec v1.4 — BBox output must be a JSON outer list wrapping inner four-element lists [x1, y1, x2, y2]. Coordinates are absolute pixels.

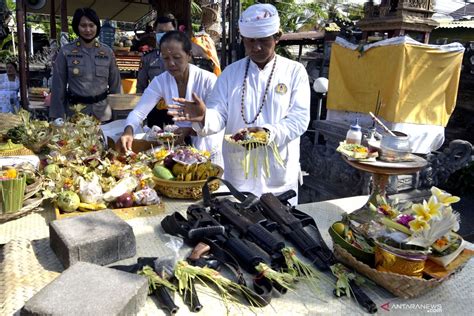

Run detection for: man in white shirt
[[169, 3, 310, 202]]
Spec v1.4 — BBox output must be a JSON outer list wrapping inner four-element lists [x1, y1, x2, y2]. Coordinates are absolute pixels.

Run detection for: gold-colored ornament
[[72, 68, 80, 75], [275, 83, 288, 94], [375, 245, 427, 278]]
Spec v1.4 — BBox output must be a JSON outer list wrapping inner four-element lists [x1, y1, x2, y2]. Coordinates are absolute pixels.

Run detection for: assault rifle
[[258, 192, 378, 314]]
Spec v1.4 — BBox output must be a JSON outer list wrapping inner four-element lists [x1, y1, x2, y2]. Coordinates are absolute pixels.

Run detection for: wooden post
[[15, 0, 28, 110], [50, 0, 57, 40], [221, 0, 227, 68], [60, 0, 67, 33]]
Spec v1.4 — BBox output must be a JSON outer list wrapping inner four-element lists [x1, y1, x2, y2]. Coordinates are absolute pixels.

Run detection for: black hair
[[159, 31, 192, 54], [72, 8, 101, 37], [153, 13, 177, 30], [6, 61, 18, 72]]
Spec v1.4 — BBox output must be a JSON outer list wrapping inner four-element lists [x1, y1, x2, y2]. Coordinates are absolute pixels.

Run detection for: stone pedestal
[[49, 210, 136, 268], [21, 262, 148, 316]]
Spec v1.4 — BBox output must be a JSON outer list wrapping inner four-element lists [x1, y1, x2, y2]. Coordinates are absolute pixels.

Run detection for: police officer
[[50, 8, 121, 122], [137, 14, 177, 93], [136, 13, 176, 128]]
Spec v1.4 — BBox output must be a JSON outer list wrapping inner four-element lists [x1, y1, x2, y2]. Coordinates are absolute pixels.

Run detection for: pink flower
[[397, 214, 415, 227]]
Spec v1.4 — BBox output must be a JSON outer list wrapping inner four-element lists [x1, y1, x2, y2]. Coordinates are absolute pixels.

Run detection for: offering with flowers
[[0, 166, 26, 213], [150, 145, 223, 199], [332, 187, 469, 280], [337, 142, 378, 161], [151, 146, 218, 182], [41, 107, 160, 214], [224, 128, 284, 179]]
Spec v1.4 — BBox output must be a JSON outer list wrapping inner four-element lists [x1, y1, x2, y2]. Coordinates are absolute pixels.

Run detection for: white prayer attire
[[193, 55, 311, 197], [0, 74, 19, 113], [126, 64, 224, 166]]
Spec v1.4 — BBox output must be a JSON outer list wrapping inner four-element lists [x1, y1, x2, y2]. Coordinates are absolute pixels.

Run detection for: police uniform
[[50, 39, 121, 121], [136, 49, 173, 128]]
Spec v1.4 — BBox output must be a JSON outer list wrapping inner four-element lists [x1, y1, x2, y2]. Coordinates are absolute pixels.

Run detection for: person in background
[[121, 31, 224, 167], [0, 61, 20, 113], [136, 13, 177, 128], [49, 8, 121, 122], [169, 4, 310, 203]]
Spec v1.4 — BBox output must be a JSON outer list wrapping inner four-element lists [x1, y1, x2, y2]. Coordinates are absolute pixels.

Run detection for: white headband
[[239, 4, 280, 38]]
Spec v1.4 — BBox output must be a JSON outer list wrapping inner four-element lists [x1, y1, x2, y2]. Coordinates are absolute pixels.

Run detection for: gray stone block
[[21, 262, 148, 316], [49, 210, 136, 268]]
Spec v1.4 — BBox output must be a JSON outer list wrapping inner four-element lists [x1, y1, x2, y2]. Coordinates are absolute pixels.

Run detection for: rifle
[[110, 257, 179, 315], [161, 209, 275, 302], [201, 178, 377, 314], [186, 205, 290, 295], [258, 192, 378, 314]]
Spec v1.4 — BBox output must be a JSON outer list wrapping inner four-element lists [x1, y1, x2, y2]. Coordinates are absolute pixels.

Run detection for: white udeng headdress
[[239, 4, 280, 39]]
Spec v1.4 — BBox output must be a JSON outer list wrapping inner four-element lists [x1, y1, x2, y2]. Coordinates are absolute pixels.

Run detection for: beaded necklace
[[240, 56, 277, 125]]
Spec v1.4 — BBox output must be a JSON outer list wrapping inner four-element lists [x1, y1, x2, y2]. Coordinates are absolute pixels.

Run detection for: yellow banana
[[78, 202, 107, 211]]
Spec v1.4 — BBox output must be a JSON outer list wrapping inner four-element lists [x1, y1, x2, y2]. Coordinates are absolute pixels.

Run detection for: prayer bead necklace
[[240, 56, 277, 125]]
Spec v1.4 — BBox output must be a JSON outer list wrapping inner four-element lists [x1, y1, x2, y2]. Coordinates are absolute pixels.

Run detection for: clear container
[[346, 120, 362, 145]]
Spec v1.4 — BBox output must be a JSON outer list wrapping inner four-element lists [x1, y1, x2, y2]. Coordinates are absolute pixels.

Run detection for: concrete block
[[49, 210, 136, 268], [21, 262, 148, 316]]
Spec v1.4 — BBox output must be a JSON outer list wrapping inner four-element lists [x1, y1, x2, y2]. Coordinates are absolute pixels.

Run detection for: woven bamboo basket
[[107, 93, 142, 110], [153, 164, 224, 199], [334, 244, 453, 298]]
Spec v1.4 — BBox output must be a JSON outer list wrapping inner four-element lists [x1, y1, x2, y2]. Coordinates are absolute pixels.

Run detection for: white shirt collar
[[248, 54, 277, 72]]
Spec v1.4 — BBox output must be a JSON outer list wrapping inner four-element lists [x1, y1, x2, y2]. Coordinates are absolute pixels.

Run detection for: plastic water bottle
[[346, 119, 362, 145], [42, 77, 48, 88]]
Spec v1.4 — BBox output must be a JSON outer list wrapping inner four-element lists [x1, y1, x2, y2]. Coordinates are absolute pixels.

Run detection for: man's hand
[[168, 92, 206, 124], [174, 127, 196, 145], [118, 126, 134, 153]]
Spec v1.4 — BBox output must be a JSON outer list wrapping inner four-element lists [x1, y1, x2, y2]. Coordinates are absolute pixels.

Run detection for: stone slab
[[21, 261, 148, 316], [49, 210, 136, 268]]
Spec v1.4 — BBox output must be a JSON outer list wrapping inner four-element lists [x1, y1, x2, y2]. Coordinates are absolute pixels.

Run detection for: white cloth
[[0, 74, 19, 113], [126, 64, 224, 167], [326, 110, 445, 154], [193, 55, 310, 197], [239, 3, 280, 38]]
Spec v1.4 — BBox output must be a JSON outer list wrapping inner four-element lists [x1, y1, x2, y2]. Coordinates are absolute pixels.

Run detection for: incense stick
[[369, 112, 396, 137]]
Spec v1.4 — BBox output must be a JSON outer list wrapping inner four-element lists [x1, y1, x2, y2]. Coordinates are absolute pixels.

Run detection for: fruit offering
[[151, 146, 219, 181], [336, 141, 378, 161], [228, 129, 269, 145]]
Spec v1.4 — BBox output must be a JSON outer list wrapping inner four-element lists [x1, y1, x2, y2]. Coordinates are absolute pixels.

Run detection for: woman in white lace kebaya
[[0, 62, 20, 113]]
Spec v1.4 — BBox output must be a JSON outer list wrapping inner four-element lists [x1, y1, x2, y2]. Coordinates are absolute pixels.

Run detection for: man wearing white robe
[[170, 4, 310, 201]]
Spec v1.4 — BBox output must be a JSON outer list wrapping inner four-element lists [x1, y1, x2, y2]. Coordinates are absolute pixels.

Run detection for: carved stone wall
[[298, 120, 473, 204]]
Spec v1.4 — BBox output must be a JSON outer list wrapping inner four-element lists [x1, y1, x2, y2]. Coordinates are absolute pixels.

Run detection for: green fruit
[[57, 190, 81, 212], [153, 164, 175, 180], [43, 164, 60, 178], [333, 222, 346, 236]]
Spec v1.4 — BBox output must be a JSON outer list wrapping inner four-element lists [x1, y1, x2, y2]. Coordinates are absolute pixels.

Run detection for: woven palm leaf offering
[[336, 142, 378, 162], [330, 187, 472, 297], [0, 140, 34, 156], [42, 106, 160, 215], [0, 112, 22, 140], [151, 146, 222, 199], [0, 167, 26, 214], [5, 109, 51, 153], [174, 260, 268, 311], [224, 128, 284, 178]]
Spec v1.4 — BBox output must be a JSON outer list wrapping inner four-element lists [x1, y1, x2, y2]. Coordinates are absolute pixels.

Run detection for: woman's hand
[[118, 126, 134, 153], [168, 92, 206, 124]]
